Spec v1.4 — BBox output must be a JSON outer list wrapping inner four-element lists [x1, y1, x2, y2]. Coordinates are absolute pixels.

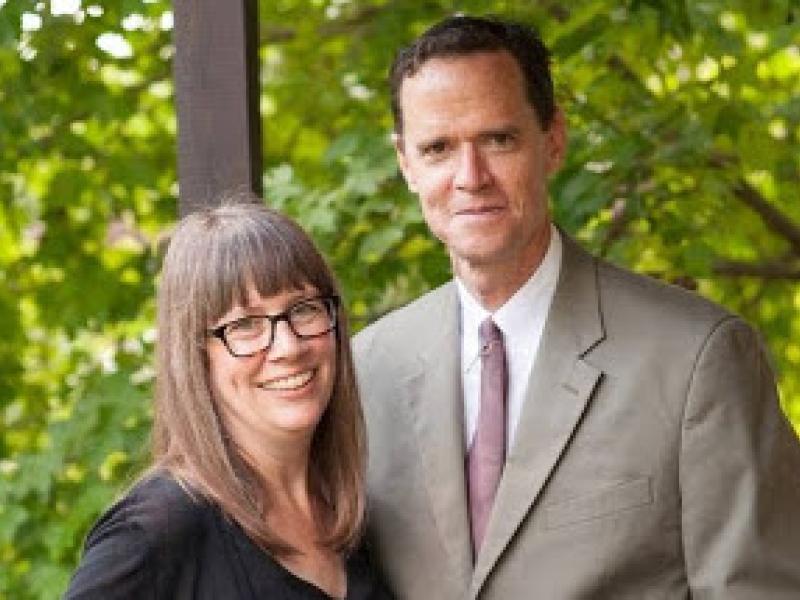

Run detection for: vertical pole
[[173, 0, 262, 215]]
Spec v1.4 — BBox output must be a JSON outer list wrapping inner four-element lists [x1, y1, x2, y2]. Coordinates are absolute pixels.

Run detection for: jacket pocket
[[542, 477, 653, 530]]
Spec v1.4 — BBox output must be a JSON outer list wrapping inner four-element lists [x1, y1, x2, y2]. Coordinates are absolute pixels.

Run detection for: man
[[353, 15, 800, 600]]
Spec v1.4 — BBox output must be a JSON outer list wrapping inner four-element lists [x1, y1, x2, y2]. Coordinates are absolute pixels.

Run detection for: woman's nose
[[267, 320, 303, 358]]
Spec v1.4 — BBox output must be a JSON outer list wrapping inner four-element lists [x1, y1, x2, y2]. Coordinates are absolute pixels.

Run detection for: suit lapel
[[471, 236, 606, 596], [403, 283, 474, 585]]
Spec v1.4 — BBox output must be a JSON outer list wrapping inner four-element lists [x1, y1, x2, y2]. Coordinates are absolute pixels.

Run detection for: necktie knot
[[479, 317, 503, 350]]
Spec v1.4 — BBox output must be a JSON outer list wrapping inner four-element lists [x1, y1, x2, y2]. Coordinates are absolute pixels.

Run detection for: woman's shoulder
[[126, 471, 207, 522], [89, 471, 208, 545], [63, 471, 212, 599]]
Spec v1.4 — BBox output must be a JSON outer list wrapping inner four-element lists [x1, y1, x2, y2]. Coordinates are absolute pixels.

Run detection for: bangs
[[193, 207, 335, 326]]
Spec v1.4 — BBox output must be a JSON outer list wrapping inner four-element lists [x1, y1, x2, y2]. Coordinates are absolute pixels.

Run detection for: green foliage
[[0, 1, 171, 597], [1, 0, 799, 597]]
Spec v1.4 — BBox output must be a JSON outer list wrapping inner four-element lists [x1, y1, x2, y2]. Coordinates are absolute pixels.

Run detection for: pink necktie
[[467, 317, 507, 556]]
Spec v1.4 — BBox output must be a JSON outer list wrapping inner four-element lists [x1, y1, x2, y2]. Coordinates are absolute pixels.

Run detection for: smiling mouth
[[258, 369, 316, 391], [456, 206, 504, 216]]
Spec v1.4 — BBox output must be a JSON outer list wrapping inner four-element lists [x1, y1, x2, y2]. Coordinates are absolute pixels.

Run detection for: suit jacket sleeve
[[680, 316, 800, 598]]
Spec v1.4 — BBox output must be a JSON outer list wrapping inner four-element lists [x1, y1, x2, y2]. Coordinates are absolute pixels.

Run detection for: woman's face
[[206, 283, 337, 454]]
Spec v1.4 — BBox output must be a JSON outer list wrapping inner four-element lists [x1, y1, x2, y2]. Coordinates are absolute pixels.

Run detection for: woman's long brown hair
[[152, 195, 365, 555]]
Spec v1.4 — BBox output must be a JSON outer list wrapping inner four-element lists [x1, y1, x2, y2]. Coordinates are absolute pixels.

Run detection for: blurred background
[[1, 0, 798, 597]]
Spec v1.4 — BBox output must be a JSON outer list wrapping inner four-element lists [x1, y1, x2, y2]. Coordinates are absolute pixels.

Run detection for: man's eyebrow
[[413, 126, 521, 151], [414, 136, 449, 151], [478, 125, 520, 137]]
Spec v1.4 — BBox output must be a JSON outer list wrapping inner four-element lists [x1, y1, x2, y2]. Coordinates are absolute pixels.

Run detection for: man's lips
[[257, 369, 316, 391], [455, 205, 505, 216]]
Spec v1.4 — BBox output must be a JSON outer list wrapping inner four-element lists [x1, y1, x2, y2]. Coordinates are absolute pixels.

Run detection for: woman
[[64, 198, 391, 599]]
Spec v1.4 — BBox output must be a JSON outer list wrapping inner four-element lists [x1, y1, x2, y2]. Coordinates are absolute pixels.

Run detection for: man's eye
[[486, 132, 516, 150], [420, 141, 449, 158]]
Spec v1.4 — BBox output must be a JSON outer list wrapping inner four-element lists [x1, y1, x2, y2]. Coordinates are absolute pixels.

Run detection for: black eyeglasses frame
[[207, 295, 339, 358]]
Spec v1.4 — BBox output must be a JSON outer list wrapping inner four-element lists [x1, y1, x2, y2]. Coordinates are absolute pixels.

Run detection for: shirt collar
[[456, 224, 562, 339], [492, 226, 562, 336]]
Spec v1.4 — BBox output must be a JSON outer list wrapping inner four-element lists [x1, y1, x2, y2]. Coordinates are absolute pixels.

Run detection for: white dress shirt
[[457, 225, 562, 452]]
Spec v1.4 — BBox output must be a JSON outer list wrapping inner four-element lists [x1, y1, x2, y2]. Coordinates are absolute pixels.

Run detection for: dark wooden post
[[173, 0, 262, 215]]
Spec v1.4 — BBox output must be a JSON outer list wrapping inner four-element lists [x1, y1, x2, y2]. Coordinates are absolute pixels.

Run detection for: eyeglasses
[[208, 296, 338, 357]]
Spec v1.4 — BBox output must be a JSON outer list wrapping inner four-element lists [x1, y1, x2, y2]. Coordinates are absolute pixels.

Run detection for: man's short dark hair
[[389, 15, 555, 134]]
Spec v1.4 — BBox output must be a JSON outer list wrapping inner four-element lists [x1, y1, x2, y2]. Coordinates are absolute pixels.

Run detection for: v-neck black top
[[63, 473, 392, 600]]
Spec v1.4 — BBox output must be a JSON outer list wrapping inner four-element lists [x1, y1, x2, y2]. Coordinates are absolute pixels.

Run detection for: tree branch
[[599, 197, 631, 257], [259, 3, 391, 44], [732, 179, 800, 256], [713, 258, 800, 280]]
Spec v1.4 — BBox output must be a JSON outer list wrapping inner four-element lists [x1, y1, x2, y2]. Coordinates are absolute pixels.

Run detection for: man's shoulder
[[594, 255, 731, 331], [559, 234, 727, 326], [353, 280, 455, 355]]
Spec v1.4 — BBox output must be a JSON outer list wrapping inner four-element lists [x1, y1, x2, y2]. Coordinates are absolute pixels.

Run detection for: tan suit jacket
[[353, 236, 800, 599]]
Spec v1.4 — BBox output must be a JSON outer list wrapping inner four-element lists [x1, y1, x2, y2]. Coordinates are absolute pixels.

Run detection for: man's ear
[[545, 108, 567, 175], [392, 132, 418, 193]]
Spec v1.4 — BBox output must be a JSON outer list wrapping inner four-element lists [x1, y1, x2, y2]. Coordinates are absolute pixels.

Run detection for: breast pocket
[[541, 477, 653, 530]]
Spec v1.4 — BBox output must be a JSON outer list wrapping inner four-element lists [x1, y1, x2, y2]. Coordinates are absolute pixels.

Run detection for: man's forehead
[[401, 50, 520, 84], [398, 52, 527, 107], [396, 58, 537, 139]]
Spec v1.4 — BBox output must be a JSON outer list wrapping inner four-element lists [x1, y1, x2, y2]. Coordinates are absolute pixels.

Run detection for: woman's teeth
[[259, 370, 315, 391]]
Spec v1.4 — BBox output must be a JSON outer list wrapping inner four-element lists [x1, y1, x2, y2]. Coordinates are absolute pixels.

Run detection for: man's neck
[[453, 225, 552, 312]]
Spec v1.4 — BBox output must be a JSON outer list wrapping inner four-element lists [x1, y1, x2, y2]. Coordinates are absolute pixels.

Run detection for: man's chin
[[448, 245, 508, 270]]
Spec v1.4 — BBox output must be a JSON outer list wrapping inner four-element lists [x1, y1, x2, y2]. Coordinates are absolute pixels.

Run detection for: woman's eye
[[229, 316, 263, 337], [290, 301, 324, 323]]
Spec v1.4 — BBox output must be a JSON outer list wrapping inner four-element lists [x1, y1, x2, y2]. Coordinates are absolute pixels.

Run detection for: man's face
[[394, 51, 565, 276]]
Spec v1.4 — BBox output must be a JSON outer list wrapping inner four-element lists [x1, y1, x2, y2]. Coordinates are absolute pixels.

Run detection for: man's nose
[[454, 144, 491, 191]]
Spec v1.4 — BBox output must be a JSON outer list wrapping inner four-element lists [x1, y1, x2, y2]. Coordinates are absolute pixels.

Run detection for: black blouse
[[63, 473, 392, 599]]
